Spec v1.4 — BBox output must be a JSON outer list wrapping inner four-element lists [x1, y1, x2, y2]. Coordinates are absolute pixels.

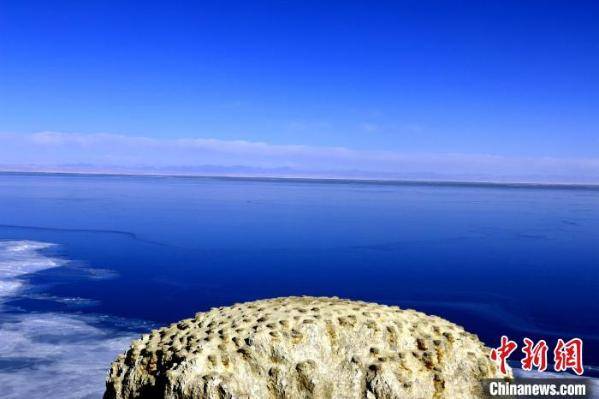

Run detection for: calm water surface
[[0, 173, 598, 396]]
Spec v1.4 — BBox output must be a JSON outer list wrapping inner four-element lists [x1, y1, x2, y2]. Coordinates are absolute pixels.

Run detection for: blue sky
[[1, 1, 598, 181]]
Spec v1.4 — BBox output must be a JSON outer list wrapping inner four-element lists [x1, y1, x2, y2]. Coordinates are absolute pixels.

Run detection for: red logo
[[490, 336, 584, 375], [554, 338, 584, 375], [521, 338, 548, 372], [490, 335, 518, 374]]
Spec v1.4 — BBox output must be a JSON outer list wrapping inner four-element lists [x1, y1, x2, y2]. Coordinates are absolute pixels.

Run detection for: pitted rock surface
[[105, 296, 509, 398]]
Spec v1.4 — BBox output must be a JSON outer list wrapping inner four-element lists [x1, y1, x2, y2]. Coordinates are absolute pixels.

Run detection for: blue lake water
[[0, 172, 598, 397]]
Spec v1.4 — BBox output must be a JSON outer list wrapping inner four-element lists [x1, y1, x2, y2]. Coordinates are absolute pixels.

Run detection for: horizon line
[[2, 169, 598, 191]]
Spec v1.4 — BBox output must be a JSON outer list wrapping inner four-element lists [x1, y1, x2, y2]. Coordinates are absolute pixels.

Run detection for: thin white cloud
[[359, 122, 380, 132], [0, 131, 598, 183]]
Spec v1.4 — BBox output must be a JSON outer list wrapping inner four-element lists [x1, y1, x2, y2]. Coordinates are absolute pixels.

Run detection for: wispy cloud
[[1, 131, 598, 183], [285, 120, 332, 132], [359, 122, 424, 134], [400, 123, 424, 133], [359, 122, 380, 132]]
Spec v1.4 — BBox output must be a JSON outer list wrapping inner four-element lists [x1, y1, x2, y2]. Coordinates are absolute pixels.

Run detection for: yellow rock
[[105, 296, 509, 398]]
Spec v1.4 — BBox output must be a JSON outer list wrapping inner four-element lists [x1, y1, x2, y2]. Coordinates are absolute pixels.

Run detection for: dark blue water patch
[[0, 172, 598, 374], [0, 357, 54, 372]]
